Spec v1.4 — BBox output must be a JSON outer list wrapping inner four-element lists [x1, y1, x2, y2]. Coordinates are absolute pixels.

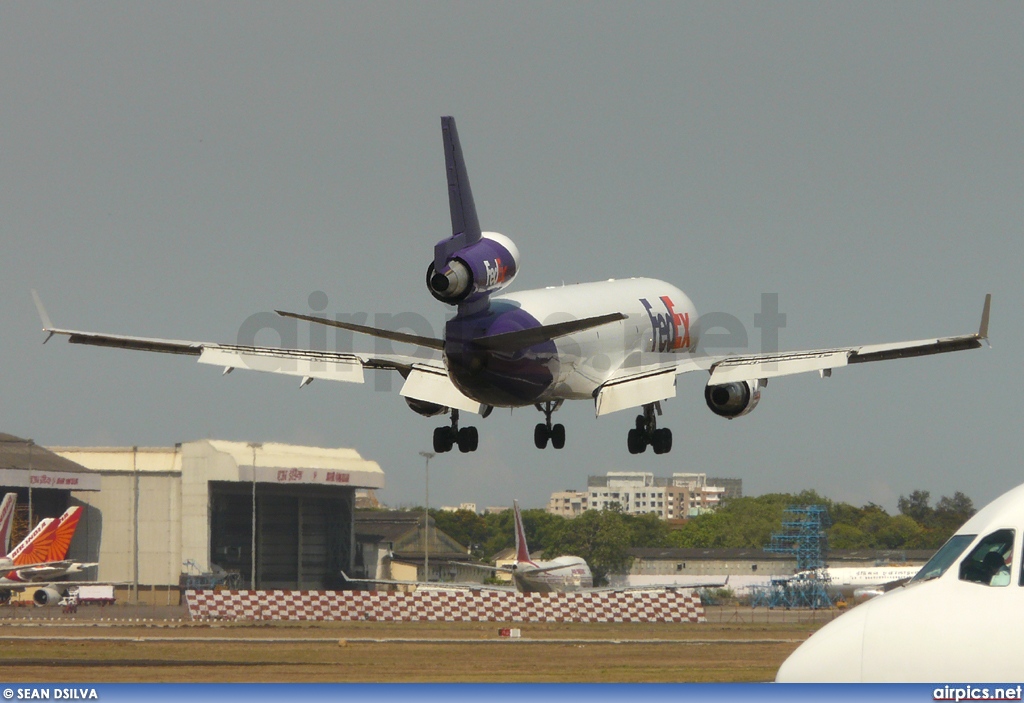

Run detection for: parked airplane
[[485, 501, 726, 592], [34, 117, 991, 455], [795, 565, 921, 600], [777, 479, 1024, 682], [492, 500, 593, 593], [0, 506, 97, 606], [0, 493, 16, 556], [341, 500, 590, 593], [0, 515, 58, 574]]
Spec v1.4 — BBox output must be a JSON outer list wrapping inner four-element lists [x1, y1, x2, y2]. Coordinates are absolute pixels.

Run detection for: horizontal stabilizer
[[475, 313, 627, 353], [276, 310, 445, 351]]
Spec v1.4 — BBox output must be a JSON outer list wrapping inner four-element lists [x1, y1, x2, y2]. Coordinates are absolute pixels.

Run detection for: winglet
[[978, 293, 991, 341], [31, 290, 56, 343]]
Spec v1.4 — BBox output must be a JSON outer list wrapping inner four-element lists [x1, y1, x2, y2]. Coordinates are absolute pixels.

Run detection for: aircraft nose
[[775, 605, 869, 682]]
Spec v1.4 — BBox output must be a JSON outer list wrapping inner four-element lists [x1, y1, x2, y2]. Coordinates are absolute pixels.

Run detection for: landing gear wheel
[[627, 403, 672, 454], [458, 426, 479, 453], [433, 426, 455, 453], [534, 423, 549, 449], [434, 409, 479, 453], [550, 423, 565, 449], [533, 401, 564, 450], [652, 428, 672, 455], [627, 428, 646, 454]]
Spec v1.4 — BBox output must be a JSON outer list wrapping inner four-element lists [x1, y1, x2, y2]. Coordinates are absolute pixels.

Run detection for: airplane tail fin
[[434, 116, 482, 270], [0, 493, 17, 557], [47, 506, 83, 561], [9, 518, 58, 566], [513, 500, 534, 565]]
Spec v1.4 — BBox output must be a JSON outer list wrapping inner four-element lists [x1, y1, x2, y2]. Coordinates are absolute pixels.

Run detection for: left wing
[[595, 294, 991, 415], [588, 576, 730, 593], [7, 560, 97, 582], [340, 571, 515, 592], [32, 292, 486, 414]]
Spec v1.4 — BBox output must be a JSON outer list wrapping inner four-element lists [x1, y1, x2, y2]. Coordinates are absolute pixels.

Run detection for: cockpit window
[[959, 529, 1014, 587], [911, 534, 976, 583]]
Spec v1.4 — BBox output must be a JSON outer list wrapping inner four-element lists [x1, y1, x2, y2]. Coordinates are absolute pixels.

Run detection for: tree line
[[424, 488, 975, 585]]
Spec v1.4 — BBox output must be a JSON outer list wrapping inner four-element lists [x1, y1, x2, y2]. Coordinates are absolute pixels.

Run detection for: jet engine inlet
[[705, 380, 762, 418]]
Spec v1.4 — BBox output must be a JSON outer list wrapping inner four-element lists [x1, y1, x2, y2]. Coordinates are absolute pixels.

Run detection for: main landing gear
[[534, 400, 565, 449], [627, 402, 672, 455], [433, 409, 479, 453]]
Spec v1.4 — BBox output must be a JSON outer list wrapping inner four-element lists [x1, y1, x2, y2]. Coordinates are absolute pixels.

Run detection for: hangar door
[[209, 482, 353, 589]]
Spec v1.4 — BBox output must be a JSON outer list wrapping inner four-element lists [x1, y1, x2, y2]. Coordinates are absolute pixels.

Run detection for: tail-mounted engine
[[427, 232, 520, 304], [705, 379, 765, 419]]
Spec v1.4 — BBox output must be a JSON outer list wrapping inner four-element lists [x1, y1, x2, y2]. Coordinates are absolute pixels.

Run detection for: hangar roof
[[208, 440, 382, 477], [51, 439, 385, 490], [49, 445, 183, 473], [0, 432, 102, 490], [0, 433, 96, 474]]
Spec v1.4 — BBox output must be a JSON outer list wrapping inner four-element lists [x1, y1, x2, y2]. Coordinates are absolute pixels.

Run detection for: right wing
[[594, 294, 991, 416], [32, 292, 486, 414]]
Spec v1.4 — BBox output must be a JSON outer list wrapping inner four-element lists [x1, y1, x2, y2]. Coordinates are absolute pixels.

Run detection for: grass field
[[0, 607, 836, 682]]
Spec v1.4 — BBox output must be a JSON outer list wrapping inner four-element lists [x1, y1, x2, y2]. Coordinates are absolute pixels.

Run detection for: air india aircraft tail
[[512, 500, 535, 566], [9, 518, 58, 568], [0, 493, 17, 556], [46, 507, 83, 562]]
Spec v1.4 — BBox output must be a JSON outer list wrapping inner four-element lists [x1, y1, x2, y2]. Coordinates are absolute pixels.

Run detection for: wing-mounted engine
[[405, 397, 448, 417], [427, 232, 520, 304], [704, 379, 765, 418], [32, 587, 64, 606]]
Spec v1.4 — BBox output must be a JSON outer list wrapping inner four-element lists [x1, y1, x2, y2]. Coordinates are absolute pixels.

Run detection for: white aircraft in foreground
[[35, 117, 990, 455], [777, 479, 1024, 682]]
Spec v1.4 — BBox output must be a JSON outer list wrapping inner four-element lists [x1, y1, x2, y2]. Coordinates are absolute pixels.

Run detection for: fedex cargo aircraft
[[35, 117, 990, 454]]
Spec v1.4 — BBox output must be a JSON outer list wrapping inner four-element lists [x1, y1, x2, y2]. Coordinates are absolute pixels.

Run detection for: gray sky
[[2, 3, 1020, 514]]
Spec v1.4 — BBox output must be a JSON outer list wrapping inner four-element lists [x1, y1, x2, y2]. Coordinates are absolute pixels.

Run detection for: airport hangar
[[2, 437, 384, 603]]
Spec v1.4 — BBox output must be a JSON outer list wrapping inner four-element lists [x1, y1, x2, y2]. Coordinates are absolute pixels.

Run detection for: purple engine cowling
[[427, 232, 520, 304]]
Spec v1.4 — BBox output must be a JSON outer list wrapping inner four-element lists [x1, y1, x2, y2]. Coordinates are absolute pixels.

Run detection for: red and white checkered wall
[[186, 589, 705, 623]]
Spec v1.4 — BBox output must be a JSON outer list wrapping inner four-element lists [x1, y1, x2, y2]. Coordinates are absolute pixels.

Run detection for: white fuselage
[[513, 556, 594, 593], [445, 278, 698, 407], [778, 480, 1024, 682], [800, 566, 922, 594]]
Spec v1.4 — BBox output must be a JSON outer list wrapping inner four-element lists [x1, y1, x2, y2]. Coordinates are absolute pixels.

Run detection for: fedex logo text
[[483, 258, 508, 287], [641, 297, 691, 352]]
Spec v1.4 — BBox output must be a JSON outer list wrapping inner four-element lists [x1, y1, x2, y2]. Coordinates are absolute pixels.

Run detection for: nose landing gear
[[627, 402, 672, 454], [534, 400, 565, 449], [432, 409, 479, 453]]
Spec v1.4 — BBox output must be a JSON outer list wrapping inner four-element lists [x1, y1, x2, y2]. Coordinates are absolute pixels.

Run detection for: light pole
[[26, 440, 33, 529], [418, 451, 435, 582], [248, 442, 262, 590]]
